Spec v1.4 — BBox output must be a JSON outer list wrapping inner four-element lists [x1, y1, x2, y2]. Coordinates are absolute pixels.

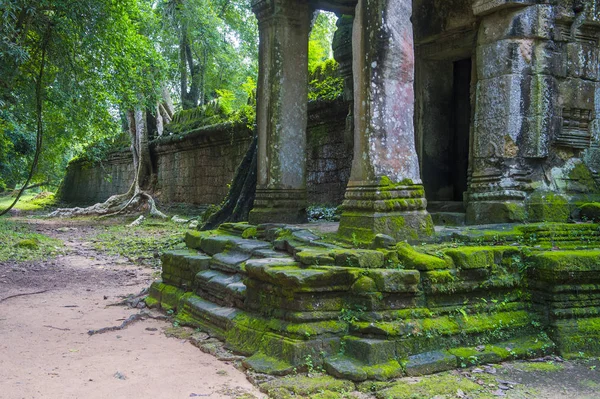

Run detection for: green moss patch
[[515, 361, 564, 372], [580, 203, 600, 222], [375, 373, 482, 399], [260, 374, 354, 398], [0, 219, 63, 261]]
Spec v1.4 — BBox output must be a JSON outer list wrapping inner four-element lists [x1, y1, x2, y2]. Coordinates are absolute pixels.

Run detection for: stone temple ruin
[[65, 0, 600, 380]]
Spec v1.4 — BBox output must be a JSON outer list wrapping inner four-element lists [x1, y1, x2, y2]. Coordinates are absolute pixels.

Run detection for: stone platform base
[[147, 221, 600, 380]]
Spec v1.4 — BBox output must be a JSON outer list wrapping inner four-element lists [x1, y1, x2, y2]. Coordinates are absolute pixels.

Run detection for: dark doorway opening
[[451, 58, 471, 202], [416, 57, 471, 206]]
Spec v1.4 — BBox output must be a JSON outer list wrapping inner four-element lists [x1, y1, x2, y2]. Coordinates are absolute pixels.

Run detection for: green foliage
[[308, 11, 337, 72], [158, 0, 258, 109], [0, 192, 55, 212], [0, 218, 64, 261], [1, 0, 167, 190], [90, 219, 187, 268], [308, 59, 344, 101]]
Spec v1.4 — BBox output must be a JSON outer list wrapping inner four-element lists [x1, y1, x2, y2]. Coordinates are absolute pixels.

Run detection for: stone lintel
[[472, 0, 535, 16]]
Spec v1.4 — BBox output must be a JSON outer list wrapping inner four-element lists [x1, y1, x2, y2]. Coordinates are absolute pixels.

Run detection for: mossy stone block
[[246, 263, 360, 291], [184, 230, 208, 250], [242, 354, 295, 376], [444, 247, 495, 269], [345, 337, 396, 365], [527, 192, 570, 222], [332, 249, 385, 268], [579, 203, 600, 222], [148, 281, 165, 303], [396, 243, 450, 271], [367, 269, 420, 293], [351, 276, 378, 293], [324, 356, 368, 381], [448, 346, 502, 366], [200, 234, 234, 255], [259, 375, 355, 397], [160, 284, 186, 311], [529, 250, 600, 281], [295, 249, 335, 266], [405, 350, 456, 376]]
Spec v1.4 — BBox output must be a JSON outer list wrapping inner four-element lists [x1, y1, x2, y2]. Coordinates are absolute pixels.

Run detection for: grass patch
[[515, 361, 564, 373], [90, 219, 188, 268], [0, 192, 56, 213], [0, 218, 63, 261]]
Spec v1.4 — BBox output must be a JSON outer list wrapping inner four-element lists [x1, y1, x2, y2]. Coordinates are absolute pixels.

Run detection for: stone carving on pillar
[[338, 0, 434, 242], [249, 0, 312, 225]]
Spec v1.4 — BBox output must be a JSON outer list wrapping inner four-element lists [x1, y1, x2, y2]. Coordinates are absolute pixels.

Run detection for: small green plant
[[351, 232, 360, 248], [339, 305, 365, 323]]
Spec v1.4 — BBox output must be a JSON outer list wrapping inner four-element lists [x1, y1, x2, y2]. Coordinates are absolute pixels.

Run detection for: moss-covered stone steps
[[210, 250, 252, 273], [161, 249, 211, 290], [185, 230, 270, 256], [177, 294, 241, 339], [147, 222, 600, 379], [439, 223, 600, 248], [195, 269, 245, 307], [324, 334, 555, 381]]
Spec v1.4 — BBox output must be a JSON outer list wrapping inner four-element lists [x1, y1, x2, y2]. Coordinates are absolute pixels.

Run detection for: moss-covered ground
[[0, 218, 64, 261], [254, 358, 600, 399], [89, 219, 188, 268], [0, 191, 56, 212]]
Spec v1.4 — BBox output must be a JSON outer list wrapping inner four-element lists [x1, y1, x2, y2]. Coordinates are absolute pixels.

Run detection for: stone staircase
[[147, 221, 600, 380]]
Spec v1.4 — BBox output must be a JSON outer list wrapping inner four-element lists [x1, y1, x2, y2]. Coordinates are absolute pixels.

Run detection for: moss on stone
[[376, 372, 481, 399], [242, 226, 258, 239], [579, 203, 600, 222], [396, 243, 450, 271], [516, 361, 564, 372], [15, 238, 39, 249], [260, 374, 355, 397], [527, 192, 570, 222], [569, 162, 599, 191]]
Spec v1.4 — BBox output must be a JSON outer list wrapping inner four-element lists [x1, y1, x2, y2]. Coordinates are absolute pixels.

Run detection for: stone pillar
[[338, 0, 434, 242], [249, 0, 311, 225], [466, 3, 560, 224], [332, 14, 354, 161]]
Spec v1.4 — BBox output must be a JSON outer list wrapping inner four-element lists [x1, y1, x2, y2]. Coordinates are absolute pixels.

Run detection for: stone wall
[[60, 100, 353, 207], [59, 150, 135, 205], [153, 123, 254, 205], [307, 99, 352, 205]]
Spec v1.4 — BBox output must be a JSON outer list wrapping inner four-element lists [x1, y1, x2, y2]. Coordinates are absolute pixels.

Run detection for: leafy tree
[[157, 0, 258, 110], [0, 0, 165, 214]]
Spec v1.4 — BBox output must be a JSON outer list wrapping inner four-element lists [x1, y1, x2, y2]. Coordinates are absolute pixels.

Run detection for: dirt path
[[0, 218, 264, 399]]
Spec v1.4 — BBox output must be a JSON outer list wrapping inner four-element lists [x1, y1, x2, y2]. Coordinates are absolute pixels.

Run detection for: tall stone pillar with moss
[[338, 0, 434, 242], [248, 0, 311, 225]]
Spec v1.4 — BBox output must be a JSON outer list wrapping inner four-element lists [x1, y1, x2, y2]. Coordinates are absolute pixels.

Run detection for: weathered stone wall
[[307, 99, 352, 205], [59, 151, 135, 205], [153, 124, 254, 205], [60, 101, 353, 207]]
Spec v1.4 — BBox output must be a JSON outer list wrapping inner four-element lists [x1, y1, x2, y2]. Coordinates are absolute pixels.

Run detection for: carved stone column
[[338, 0, 434, 242], [466, 3, 560, 224], [249, 0, 311, 225]]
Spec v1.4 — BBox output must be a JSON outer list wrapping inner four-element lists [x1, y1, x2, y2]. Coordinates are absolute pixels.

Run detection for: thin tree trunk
[[202, 136, 257, 230]]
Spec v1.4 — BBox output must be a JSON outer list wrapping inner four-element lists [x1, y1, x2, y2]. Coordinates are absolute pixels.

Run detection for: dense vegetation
[[0, 1, 340, 199]]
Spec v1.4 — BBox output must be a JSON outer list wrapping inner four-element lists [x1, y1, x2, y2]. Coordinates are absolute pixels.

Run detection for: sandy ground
[[0, 218, 264, 399]]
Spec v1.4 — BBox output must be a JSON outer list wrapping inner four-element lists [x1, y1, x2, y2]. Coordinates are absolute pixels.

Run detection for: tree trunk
[[201, 136, 257, 230], [47, 106, 166, 220]]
